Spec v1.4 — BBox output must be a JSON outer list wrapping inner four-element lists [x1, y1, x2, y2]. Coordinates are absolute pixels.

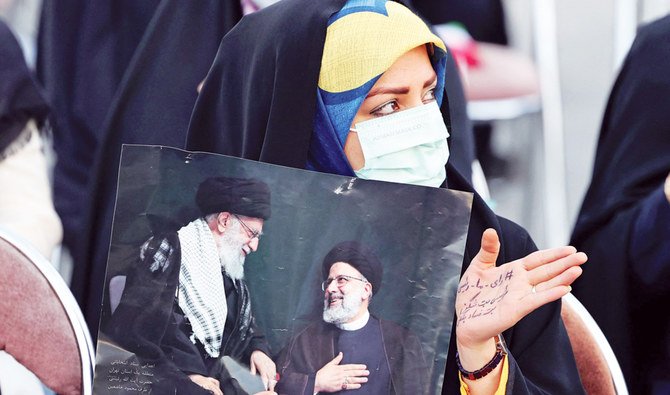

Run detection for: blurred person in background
[[37, 0, 244, 335], [35, 0, 160, 316], [0, 19, 61, 259], [570, 15, 670, 395], [0, 17, 61, 395]]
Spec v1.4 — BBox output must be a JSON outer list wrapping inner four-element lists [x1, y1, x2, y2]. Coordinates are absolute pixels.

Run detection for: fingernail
[[567, 286, 572, 292]]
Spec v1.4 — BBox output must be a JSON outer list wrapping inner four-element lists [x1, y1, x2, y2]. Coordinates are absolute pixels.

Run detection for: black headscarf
[[62, 0, 244, 333], [570, 15, 670, 392], [0, 20, 49, 158], [185, 1, 583, 392]]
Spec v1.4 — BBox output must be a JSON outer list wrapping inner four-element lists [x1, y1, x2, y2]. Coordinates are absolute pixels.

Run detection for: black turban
[[196, 177, 271, 219], [322, 241, 383, 295]]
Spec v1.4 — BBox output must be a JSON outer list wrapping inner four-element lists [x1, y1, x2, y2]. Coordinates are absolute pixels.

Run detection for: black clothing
[[108, 232, 269, 394], [0, 21, 49, 157], [36, 0, 160, 277], [276, 316, 426, 394], [53, 0, 244, 334], [411, 0, 508, 45], [570, 15, 670, 394], [185, 1, 584, 393], [337, 318, 392, 395]]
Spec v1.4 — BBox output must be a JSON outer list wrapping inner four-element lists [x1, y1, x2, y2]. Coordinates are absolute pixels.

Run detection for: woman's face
[[344, 45, 438, 170]]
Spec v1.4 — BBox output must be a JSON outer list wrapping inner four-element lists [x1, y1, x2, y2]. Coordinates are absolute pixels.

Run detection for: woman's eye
[[370, 100, 400, 117], [422, 88, 436, 103]]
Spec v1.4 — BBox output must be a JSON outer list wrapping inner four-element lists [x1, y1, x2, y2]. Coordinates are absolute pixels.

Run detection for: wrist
[[456, 337, 497, 372], [456, 334, 507, 380]]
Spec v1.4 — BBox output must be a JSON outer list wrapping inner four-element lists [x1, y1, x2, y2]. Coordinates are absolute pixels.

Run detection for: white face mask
[[351, 101, 450, 187]]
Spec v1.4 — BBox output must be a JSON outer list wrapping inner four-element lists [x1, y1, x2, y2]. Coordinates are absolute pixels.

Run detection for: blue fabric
[[306, 91, 357, 176], [328, 0, 389, 24], [320, 76, 380, 145]]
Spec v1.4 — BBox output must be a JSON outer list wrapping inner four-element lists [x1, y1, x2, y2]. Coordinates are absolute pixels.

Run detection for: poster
[[93, 145, 472, 395]]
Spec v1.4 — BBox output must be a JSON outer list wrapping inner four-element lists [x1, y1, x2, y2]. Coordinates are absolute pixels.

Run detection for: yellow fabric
[[318, 1, 446, 93], [458, 354, 509, 395]]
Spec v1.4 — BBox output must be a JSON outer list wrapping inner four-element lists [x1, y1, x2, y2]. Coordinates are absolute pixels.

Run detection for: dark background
[[99, 144, 472, 393]]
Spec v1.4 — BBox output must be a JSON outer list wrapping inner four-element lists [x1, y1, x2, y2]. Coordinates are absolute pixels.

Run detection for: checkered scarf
[[176, 218, 227, 358]]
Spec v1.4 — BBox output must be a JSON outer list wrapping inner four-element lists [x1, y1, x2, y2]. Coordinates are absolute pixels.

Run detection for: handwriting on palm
[[455, 229, 587, 347]]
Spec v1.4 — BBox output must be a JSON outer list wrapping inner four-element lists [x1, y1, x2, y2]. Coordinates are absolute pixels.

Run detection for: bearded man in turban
[[109, 176, 276, 395], [275, 241, 427, 394]]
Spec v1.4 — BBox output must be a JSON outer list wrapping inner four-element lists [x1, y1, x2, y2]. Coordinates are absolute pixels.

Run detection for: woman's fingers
[[521, 246, 578, 270], [518, 265, 583, 318], [527, 252, 587, 285], [516, 285, 573, 319], [532, 266, 583, 295]]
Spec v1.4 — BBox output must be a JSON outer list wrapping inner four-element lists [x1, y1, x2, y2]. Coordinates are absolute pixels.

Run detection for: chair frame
[[0, 227, 95, 395], [563, 293, 628, 395]]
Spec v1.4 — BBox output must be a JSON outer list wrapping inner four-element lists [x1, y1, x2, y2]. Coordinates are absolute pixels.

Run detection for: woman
[[570, 15, 670, 393], [187, 0, 585, 393]]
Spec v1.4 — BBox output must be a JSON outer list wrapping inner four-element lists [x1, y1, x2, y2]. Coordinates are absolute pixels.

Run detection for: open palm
[[455, 229, 587, 348]]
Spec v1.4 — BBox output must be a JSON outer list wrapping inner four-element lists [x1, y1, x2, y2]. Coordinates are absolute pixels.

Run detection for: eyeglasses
[[233, 214, 262, 240], [321, 275, 368, 291]]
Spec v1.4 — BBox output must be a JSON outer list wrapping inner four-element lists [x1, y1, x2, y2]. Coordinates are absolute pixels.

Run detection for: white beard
[[215, 221, 246, 280], [323, 286, 365, 325]]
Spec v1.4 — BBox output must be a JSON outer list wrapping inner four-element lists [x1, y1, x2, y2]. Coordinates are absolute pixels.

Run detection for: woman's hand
[[454, 229, 586, 393], [455, 228, 587, 351]]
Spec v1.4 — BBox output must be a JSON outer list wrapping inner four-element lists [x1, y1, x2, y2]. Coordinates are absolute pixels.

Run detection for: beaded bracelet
[[456, 334, 508, 380]]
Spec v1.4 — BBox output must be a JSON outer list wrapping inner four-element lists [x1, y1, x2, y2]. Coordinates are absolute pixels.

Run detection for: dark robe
[[36, 0, 160, 279], [107, 232, 270, 394], [570, 15, 670, 395], [42, 0, 244, 335], [0, 20, 49, 157], [275, 316, 427, 395], [185, 1, 584, 393]]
